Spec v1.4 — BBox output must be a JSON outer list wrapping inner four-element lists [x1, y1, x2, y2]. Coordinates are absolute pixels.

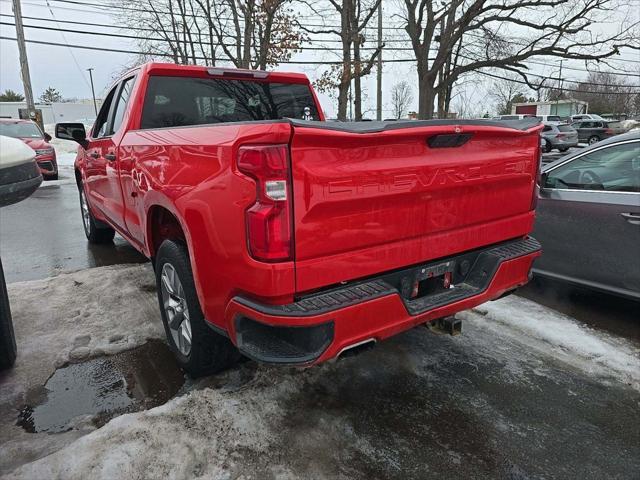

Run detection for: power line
[[2, 34, 638, 94], [3, 21, 639, 87], [0, 21, 420, 51], [476, 69, 638, 95], [0, 13, 413, 43], [5, 0, 640, 65], [42, 0, 91, 89], [3, 12, 636, 77]]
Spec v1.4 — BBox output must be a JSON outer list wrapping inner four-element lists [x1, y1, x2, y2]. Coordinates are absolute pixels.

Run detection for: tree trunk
[[354, 39, 362, 120], [418, 74, 436, 119]]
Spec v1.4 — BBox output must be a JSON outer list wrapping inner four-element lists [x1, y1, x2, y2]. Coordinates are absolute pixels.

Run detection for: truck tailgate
[[289, 120, 541, 293]]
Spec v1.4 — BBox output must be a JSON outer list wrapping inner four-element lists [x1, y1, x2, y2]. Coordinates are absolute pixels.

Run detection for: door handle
[[620, 212, 640, 225], [104, 153, 116, 161], [90, 151, 99, 159]]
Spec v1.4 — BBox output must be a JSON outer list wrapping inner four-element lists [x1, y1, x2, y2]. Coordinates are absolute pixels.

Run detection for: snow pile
[[1, 264, 162, 407], [459, 295, 640, 390], [6, 368, 304, 480]]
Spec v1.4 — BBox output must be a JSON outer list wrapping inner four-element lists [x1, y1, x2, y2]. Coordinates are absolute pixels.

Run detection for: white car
[[571, 114, 605, 122], [0, 135, 42, 370]]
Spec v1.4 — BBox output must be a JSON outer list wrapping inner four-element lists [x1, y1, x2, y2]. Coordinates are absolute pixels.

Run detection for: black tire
[[559, 147, 569, 152], [45, 173, 59, 181], [155, 240, 239, 377], [543, 139, 552, 153], [588, 135, 600, 145], [78, 186, 115, 244], [0, 258, 17, 371]]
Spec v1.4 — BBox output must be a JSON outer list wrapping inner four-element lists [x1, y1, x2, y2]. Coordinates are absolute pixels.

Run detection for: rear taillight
[[237, 144, 292, 262], [605, 128, 614, 134]]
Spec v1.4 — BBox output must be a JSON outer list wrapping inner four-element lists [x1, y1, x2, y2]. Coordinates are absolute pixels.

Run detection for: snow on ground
[[1, 264, 162, 408], [0, 265, 163, 475], [460, 296, 640, 391], [5, 369, 304, 480], [1, 264, 639, 478]]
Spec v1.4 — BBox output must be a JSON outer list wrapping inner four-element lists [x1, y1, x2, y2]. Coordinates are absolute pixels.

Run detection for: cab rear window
[[140, 75, 319, 129]]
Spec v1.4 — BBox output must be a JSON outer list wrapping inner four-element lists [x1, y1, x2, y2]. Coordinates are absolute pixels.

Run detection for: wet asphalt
[[0, 165, 639, 478], [0, 169, 147, 284]]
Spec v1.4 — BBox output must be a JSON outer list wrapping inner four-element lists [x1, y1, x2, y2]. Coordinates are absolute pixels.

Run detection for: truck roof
[[120, 62, 311, 85]]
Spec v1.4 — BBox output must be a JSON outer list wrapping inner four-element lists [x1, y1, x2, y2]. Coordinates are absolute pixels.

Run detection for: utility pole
[[376, 1, 382, 121], [555, 60, 563, 115], [87, 68, 98, 115], [12, 0, 35, 115]]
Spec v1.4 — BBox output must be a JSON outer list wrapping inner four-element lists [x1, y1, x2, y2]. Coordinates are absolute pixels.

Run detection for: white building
[[0, 101, 99, 124]]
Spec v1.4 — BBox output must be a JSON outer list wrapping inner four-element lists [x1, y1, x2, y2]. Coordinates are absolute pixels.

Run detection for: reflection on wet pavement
[[17, 340, 184, 433], [0, 183, 147, 283]]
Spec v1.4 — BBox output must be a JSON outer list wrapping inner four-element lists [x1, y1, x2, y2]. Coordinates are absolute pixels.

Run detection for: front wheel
[[78, 186, 115, 244], [543, 139, 552, 153], [588, 135, 600, 145], [155, 240, 239, 377], [0, 258, 17, 371]]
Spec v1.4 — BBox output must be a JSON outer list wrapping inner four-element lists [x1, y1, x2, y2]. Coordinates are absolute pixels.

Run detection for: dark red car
[[0, 118, 58, 180]]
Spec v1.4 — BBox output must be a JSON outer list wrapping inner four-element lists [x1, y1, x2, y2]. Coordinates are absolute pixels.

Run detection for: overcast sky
[[1, 0, 638, 118]]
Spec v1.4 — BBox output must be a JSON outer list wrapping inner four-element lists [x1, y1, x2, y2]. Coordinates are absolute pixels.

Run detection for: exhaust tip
[[337, 338, 377, 360]]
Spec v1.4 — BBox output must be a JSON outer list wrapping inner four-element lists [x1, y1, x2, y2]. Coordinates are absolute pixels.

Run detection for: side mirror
[[539, 171, 549, 189], [44, 132, 52, 142], [55, 123, 88, 149]]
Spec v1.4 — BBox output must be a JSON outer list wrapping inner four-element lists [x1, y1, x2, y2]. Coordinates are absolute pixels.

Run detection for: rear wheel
[[559, 147, 570, 152], [155, 240, 239, 377], [588, 135, 600, 145], [0, 259, 17, 371], [78, 186, 115, 244]]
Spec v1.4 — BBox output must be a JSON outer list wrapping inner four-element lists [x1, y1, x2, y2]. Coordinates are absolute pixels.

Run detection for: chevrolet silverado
[[56, 62, 542, 376]]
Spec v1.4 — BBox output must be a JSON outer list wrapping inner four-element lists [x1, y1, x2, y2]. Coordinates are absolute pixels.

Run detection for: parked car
[[500, 114, 536, 120], [534, 131, 640, 300], [570, 114, 606, 122], [0, 135, 43, 370], [541, 122, 579, 152], [571, 120, 616, 145], [0, 118, 58, 180], [535, 115, 566, 123], [55, 62, 542, 377]]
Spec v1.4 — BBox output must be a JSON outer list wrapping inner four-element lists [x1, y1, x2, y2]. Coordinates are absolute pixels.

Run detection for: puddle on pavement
[[17, 340, 185, 433]]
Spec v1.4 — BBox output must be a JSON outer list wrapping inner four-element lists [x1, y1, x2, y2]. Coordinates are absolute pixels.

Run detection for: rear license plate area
[[401, 261, 455, 300]]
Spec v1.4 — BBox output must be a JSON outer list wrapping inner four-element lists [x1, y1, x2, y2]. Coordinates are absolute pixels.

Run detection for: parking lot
[[0, 157, 639, 479]]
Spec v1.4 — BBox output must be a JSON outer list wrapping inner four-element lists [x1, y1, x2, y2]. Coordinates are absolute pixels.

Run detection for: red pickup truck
[[56, 62, 542, 376]]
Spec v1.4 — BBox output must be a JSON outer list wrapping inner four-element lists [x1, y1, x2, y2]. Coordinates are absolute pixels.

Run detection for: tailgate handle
[[427, 133, 473, 148], [620, 212, 640, 225]]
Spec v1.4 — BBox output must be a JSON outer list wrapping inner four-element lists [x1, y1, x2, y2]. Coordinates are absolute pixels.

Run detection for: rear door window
[[110, 76, 136, 135], [545, 141, 640, 192], [558, 125, 575, 132], [140, 75, 320, 129], [92, 86, 117, 138]]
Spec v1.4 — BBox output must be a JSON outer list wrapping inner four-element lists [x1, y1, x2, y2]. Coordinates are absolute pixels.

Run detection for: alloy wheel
[[160, 263, 192, 356], [79, 190, 91, 235]]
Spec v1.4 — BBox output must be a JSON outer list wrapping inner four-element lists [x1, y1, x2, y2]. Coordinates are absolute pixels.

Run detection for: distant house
[[511, 99, 588, 117], [0, 101, 100, 125]]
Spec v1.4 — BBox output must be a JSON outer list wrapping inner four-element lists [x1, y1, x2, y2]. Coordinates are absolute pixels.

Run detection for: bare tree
[[571, 71, 640, 117], [117, 0, 305, 69], [306, 0, 383, 121], [390, 81, 413, 119], [398, 0, 640, 119], [489, 73, 527, 115]]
